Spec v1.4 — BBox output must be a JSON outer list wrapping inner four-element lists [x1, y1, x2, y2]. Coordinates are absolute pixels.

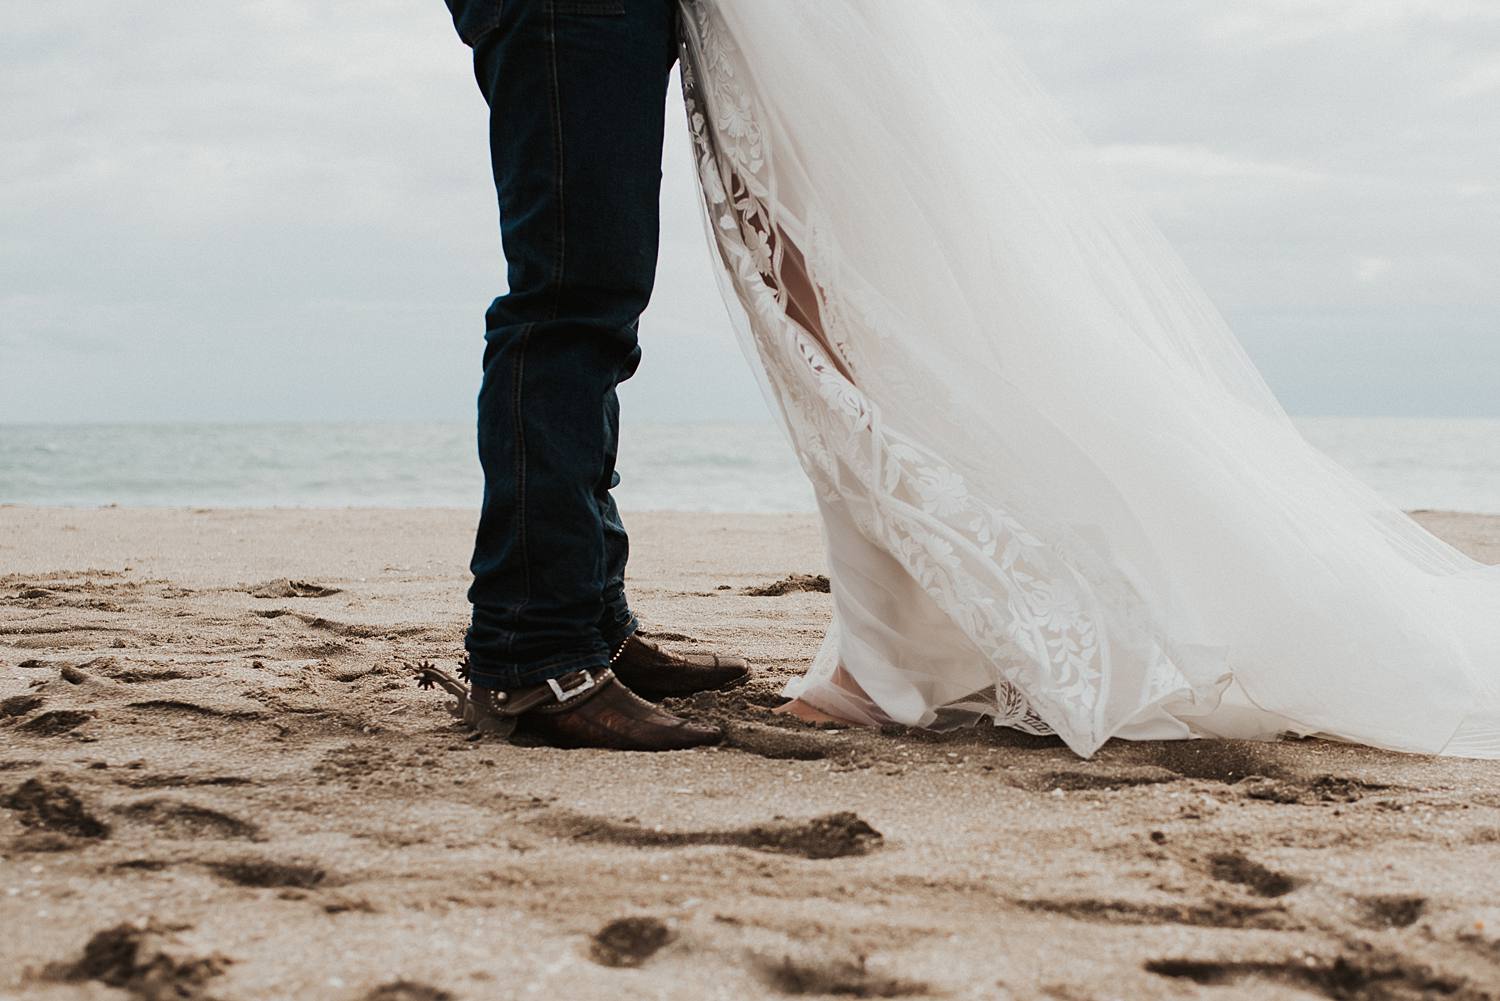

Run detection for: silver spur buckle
[[546, 671, 597, 703]]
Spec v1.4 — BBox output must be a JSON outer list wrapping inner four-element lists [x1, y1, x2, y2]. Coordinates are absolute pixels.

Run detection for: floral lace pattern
[[678, 1, 1195, 753]]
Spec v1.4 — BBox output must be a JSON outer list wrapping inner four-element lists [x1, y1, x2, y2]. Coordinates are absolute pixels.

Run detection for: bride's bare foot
[[773, 664, 875, 726], [774, 698, 853, 725]]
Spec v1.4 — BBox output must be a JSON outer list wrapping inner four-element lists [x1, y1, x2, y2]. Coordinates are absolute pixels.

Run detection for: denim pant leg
[[597, 386, 636, 650], [445, 0, 678, 688]]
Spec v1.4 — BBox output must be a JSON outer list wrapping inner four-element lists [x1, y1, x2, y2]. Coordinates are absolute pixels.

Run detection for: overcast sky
[[3, 0, 1497, 424]]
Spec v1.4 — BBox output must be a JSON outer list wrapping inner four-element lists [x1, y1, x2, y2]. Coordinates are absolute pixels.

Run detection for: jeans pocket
[[446, 0, 503, 46], [547, 0, 626, 14]]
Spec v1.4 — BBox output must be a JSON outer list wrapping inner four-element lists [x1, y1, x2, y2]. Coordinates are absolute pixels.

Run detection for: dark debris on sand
[[206, 858, 328, 889], [1146, 950, 1494, 1001], [589, 916, 676, 968], [45, 921, 228, 1001], [363, 981, 455, 1001], [3, 777, 111, 839], [1, 693, 45, 717], [247, 578, 343, 599], [1355, 894, 1428, 929], [1205, 851, 1300, 898], [1015, 895, 1296, 931], [744, 812, 883, 859], [757, 953, 929, 997], [549, 810, 883, 860], [17, 709, 95, 736], [742, 574, 831, 596]]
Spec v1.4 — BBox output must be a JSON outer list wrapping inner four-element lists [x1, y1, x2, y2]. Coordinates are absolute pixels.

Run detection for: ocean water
[[1, 418, 1498, 514]]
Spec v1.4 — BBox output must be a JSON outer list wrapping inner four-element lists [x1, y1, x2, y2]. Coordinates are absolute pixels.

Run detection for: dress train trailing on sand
[[676, 0, 1500, 758]]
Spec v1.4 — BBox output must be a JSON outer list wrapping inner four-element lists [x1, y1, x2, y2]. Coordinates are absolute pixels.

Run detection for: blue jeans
[[443, 0, 678, 688]]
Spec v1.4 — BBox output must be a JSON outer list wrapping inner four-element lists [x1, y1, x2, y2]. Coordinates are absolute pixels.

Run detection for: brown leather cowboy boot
[[609, 634, 750, 699], [416, 663, 722, 751]]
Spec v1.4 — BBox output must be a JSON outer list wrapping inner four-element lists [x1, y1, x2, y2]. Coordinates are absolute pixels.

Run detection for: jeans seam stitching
[[546, 5, 566, 323], [512, 326, 533, 628], [514, 2, 566, 636]]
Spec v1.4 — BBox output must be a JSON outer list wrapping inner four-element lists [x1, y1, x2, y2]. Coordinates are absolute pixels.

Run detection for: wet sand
[[3, 505, 1499, 1001]]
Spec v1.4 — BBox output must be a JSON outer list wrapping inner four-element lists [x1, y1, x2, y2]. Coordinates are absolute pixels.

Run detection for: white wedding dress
[[675, 0, 1500, 758]]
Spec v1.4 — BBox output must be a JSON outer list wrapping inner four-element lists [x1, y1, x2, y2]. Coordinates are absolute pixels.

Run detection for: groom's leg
[[596, 386, 635, 650], [452, 0, 678, 689]]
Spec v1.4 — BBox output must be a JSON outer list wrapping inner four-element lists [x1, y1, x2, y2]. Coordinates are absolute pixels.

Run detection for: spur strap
[[502, 667, 615, 716], [415, 661, 615, 738]]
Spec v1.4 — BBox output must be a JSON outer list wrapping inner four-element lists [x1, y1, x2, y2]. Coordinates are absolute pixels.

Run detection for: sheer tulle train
[[677, 0, 1500, 758]]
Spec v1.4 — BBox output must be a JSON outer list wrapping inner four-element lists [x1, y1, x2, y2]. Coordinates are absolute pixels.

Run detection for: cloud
[[1355, 257, 1395, 284], [1, 0, 1497, 421], [1097, 143, 1331, 184], [1204, 0, 1500, 46], [1447, 61, 1500, 99]]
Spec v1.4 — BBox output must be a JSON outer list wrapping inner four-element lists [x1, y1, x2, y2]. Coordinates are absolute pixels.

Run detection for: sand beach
[[3, 505, 1500, 1000]]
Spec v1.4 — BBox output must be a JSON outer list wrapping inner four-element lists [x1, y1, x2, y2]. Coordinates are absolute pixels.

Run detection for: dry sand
[[2, 505, 1499, 1001]]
